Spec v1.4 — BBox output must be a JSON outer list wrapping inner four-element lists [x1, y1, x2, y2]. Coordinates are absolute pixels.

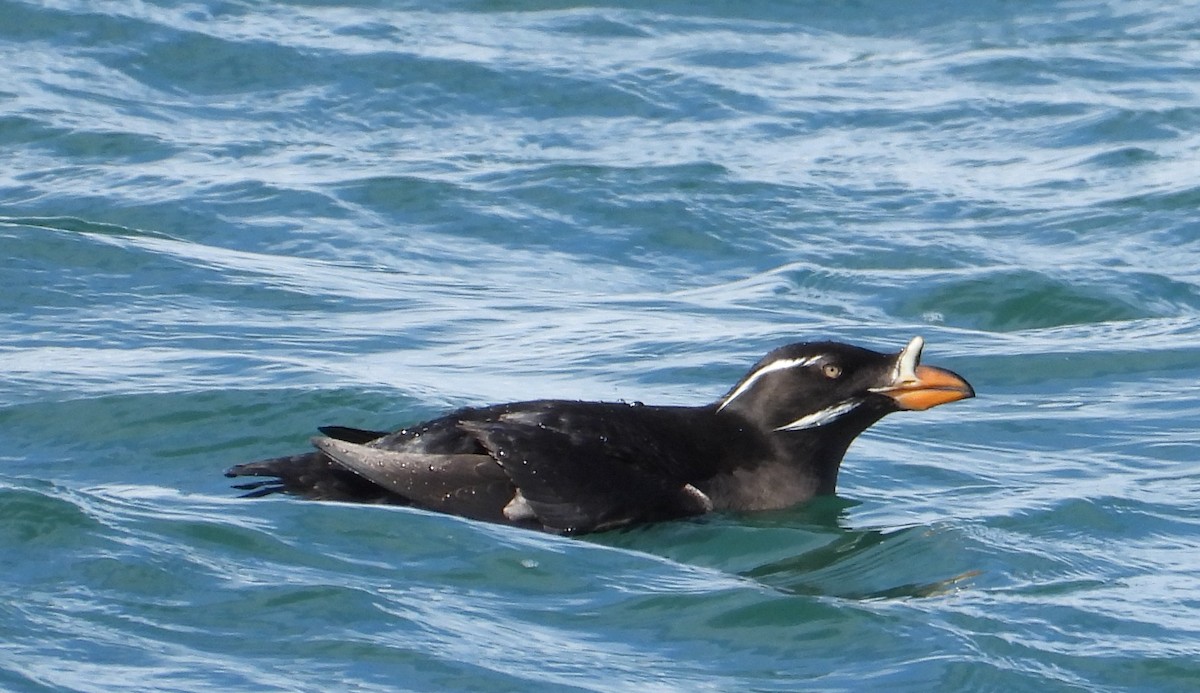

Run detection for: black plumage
[[226, 336, 973, 534]]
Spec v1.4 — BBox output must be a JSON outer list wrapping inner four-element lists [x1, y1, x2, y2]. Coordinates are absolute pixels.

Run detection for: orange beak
[[871, 337, 975, 411], [881, 364, 975, 411]]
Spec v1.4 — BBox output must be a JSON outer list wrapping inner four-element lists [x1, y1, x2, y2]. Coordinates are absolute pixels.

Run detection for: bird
[[225, 336, 973, 535]]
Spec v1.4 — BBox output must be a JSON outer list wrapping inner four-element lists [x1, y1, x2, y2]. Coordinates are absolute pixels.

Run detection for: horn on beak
[[871, 336, 975, 411]]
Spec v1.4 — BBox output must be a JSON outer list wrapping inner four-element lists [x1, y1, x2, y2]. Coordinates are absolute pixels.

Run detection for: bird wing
[[310, 437, 513, 523], [459, 417, 712, 534]]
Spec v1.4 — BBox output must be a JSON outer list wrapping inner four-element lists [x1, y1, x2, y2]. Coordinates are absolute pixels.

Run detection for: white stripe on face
[[774, 399, 862, 431], [717, 355, 822, 411]]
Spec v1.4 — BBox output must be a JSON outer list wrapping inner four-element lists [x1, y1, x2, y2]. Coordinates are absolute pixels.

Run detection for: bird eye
[[822, 363, 842, 379]]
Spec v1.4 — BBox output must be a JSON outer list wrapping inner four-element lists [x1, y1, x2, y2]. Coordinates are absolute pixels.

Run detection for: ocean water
[[3, 0, 1199, 690]]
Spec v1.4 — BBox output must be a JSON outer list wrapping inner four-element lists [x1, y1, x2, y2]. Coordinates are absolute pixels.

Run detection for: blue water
[[3, 1, 1200, 690]]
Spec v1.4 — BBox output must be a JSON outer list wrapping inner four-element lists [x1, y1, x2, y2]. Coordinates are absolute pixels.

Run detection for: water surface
[[3, 1, 1199, 691]]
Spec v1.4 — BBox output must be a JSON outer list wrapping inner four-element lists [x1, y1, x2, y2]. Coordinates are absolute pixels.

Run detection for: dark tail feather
[[225, 451, 406, 504], [317, 425, 389, 444], [229, 479, 286, 498]]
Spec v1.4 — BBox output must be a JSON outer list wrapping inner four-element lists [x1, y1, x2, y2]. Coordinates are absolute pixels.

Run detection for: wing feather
[[311, 437, 513, 523], [459, 420, 710, 534]]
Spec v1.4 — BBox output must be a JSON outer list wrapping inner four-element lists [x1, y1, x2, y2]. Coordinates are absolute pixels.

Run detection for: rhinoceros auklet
[[225, 336, 973, 534]]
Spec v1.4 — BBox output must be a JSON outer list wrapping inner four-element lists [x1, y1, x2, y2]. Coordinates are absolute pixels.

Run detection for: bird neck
[[769, 429, 847, 494]]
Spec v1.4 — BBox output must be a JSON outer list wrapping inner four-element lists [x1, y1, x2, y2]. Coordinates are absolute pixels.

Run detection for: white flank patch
[[718, 355, 822, 411], [503, 490, 536, 521], [682, 483, 714, 512], [774, 399, 862, 431]]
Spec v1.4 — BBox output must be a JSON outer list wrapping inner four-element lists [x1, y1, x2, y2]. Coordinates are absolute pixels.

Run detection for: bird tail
[[225, 451, 400, 503]]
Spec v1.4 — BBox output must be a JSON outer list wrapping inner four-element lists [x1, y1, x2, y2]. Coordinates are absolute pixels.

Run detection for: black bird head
[[716, 336, 974, 438]]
